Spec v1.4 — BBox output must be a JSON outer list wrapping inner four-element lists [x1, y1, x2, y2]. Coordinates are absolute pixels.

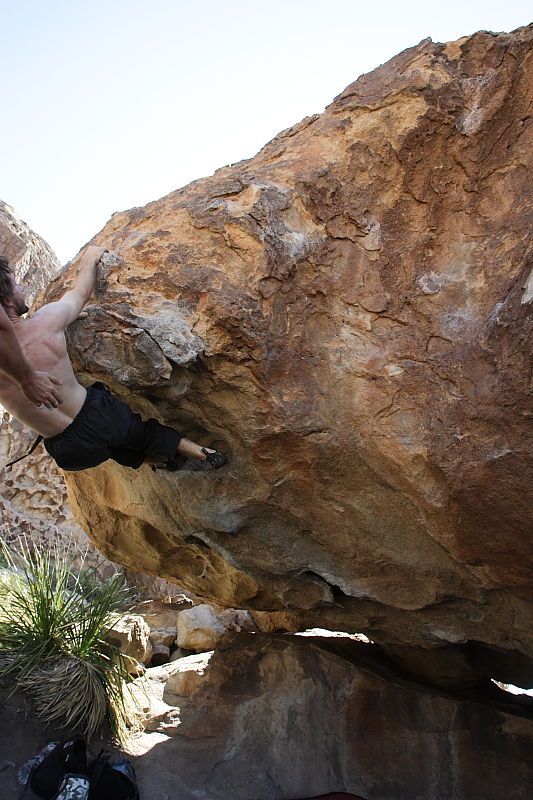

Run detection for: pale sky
[[2, 0, 531, 263]]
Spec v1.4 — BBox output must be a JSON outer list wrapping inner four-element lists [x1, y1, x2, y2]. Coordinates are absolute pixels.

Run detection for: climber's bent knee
[[116, 415, 182, 467]]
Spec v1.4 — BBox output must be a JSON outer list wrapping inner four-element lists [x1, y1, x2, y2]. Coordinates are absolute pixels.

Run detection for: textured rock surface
[[151, 643, 171, 666], [217, 607, 256, 632], [250, 608, 300, 634], [149, 627, 177, 649], [1, 414, 81, 548], [126, 633, 533, 800], [0, 688, 369, 800], [157, 651, 212, 699], [45, 28, 532, 681], [131, 598, 194, 630]]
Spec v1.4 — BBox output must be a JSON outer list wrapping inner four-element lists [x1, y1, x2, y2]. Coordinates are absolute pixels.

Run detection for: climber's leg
[[110, 414, 181, 467], [112, 413, 227, 470], [44, 383, 227, 471], [141, 437, 227, 471]]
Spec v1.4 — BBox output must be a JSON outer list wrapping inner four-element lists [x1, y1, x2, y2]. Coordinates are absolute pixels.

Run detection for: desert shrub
[[0, 539, 137, 740]]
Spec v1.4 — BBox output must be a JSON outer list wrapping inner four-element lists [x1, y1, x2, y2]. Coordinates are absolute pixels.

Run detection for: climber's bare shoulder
[[0, 308, 87, 438]]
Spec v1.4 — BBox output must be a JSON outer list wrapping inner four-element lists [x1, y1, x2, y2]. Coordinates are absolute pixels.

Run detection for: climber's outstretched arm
[[35, 245, 106, 331]]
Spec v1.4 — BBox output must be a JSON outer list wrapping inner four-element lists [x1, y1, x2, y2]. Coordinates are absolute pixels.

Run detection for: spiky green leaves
[[0, 539, 137, 740]]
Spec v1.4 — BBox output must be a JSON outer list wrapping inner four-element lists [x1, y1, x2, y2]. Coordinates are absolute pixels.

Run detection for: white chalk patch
[[417, 272, 442, 295], [385, 364, 404, 376], [521, 267, 533, 304]]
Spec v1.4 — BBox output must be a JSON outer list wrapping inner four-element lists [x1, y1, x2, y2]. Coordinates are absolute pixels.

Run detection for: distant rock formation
[[0, 200, 60, 304], [45, 26, 532, 687]]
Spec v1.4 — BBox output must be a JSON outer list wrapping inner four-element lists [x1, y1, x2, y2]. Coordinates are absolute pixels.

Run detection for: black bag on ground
[[30, 737, 88, 800], [22, 737, 139, 800], [87, 750, 139, 800]]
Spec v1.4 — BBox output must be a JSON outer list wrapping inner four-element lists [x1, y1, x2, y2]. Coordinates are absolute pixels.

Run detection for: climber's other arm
[[0, 302, 63, 407]]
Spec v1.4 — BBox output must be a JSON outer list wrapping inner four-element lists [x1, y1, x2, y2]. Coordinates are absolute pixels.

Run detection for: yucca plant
[[0, 538, 137, 741]]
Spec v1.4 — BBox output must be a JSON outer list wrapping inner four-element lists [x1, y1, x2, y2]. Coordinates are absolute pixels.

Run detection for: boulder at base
[[127, 633, 533, 800]]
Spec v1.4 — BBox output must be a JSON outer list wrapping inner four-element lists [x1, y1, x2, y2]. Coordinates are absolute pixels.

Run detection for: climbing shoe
[[201, 448, 228, 469]]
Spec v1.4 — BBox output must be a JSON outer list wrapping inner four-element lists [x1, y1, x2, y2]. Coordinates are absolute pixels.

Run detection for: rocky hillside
[[38, 25, 533, 691], [0, 201, 60, 305]]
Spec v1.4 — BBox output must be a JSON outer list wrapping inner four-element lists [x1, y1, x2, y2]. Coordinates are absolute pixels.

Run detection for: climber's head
[[0, 257, 29, 317]]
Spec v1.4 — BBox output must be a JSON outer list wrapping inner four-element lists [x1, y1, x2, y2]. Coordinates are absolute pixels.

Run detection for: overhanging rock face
[[48, 27, 533, 682]]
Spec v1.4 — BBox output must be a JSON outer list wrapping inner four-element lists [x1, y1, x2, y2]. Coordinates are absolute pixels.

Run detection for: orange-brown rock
[[46, 28, 533, 682]]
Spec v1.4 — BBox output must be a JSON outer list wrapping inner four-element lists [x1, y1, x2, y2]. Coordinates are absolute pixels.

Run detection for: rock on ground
[[177, 604, 226, 652], [149, 627, 177, 648], [3, 688, 361, 800], [106, 614, 153, 668]]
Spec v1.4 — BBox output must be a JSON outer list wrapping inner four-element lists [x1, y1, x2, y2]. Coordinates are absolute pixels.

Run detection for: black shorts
[[44, 383, 182, 471]]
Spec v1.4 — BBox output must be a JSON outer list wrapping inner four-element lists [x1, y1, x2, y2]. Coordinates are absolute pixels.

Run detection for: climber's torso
[[0, 310, 87, 438]]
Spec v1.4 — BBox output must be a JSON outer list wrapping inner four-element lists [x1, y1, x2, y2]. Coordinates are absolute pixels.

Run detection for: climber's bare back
[[0, 308, 86, 438]]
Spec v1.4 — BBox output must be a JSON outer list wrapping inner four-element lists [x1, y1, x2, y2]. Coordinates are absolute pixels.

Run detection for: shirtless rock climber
[[0, 245, 227, 472]]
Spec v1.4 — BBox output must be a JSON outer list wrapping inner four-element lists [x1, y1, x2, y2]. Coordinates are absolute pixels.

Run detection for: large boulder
[[46, 27, 533, 683], [127, 633, 533, 800]]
